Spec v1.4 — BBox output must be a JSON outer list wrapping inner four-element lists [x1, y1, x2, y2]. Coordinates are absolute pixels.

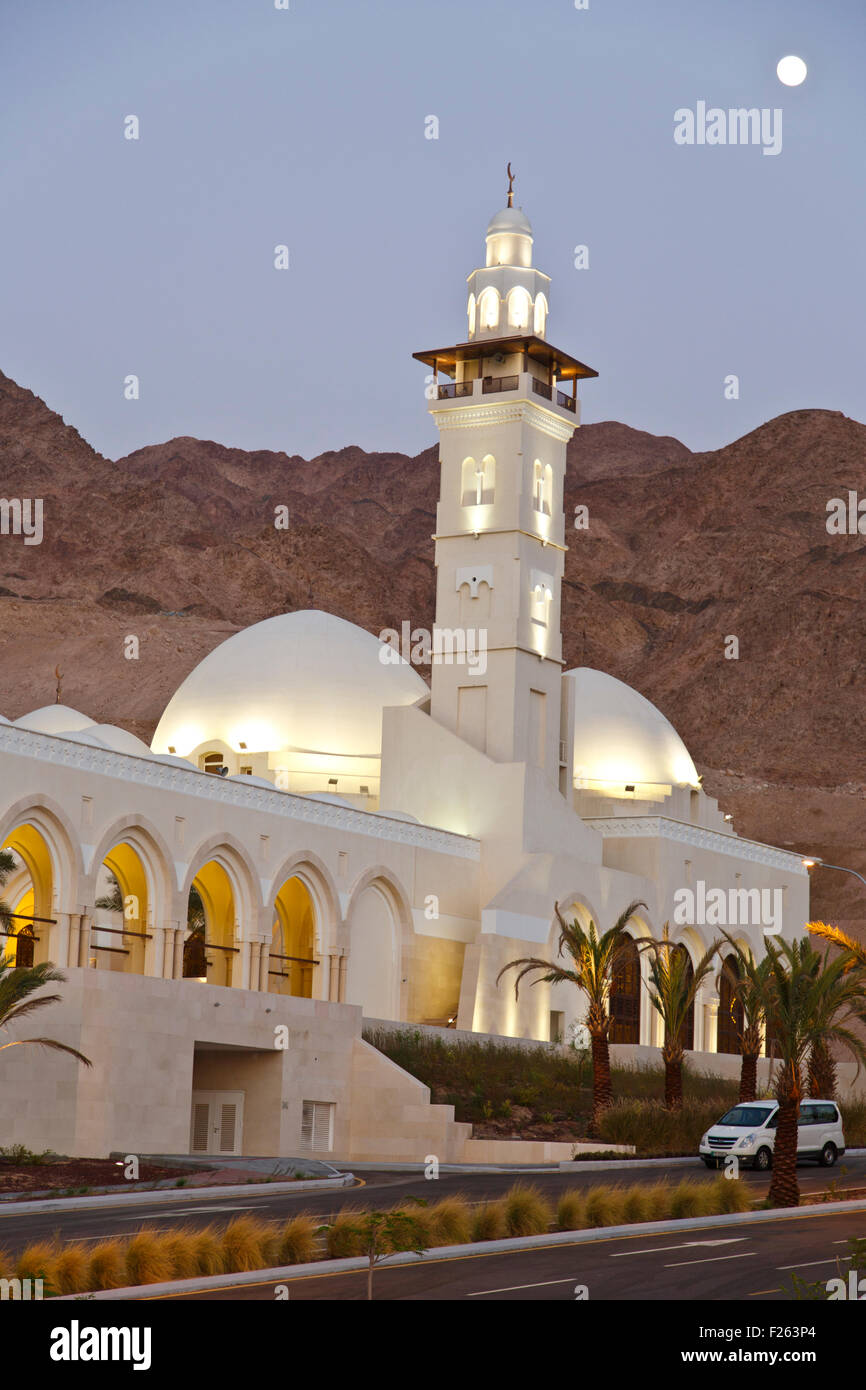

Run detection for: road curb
[[53, 1194, 866, 1300], [0, 1173, 355, 1218]]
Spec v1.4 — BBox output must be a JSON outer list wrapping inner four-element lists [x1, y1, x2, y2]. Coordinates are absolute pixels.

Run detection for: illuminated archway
[[186, 860, 237, 987], [94, 842, 150, 975], [1, 824, 54, 966], [269, 875, 316, 997]]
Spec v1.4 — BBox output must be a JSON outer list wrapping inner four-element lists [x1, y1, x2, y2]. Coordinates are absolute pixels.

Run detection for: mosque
[[0, 183, 809, 1163]]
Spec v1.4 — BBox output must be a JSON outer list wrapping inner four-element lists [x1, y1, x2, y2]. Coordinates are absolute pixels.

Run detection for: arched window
[[462, 454, 494, 506], [533, 460, 552, 516], [533, 293, 548, 336], [610, 936, 641, 1044], [467, 293, 476, 337], [717, 953, 743, 1055], [478, 287, 499, 331], [201, 752, 226, 776], [530, 579, 552, 627], [507, 286, 531, 330]]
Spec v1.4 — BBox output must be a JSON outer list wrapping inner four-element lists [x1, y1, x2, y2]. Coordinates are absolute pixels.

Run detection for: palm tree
[[716, 933, 774, 1102], [94, 873, 124, 913], [805, 921, 866, 1100], [0, 958, 92, 1067], [640, 925, 722, 1111], [761, 935, 866, 1208], [496, 899, 647, 1136], [807, 920, 866, 969]]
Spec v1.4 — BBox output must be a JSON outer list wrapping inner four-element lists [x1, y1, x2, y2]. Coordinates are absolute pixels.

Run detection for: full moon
[[777, 55, 807, 86]]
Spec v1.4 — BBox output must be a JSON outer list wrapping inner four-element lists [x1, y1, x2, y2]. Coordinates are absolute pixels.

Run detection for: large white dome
[[564, 668, 698, 790], [152, 610, 428, 758]]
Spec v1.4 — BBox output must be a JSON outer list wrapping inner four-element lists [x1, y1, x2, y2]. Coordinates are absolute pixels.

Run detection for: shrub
[[583, 1185, 627, 1227], [622, 1185, 653, 1224], [669, 1179, 711, 1220], [190, 1226, 224, 1276], [53, 1242, 91, 1294], [124, 1230, 175, 1286], [711, 1176, 752, 1214], [643, 1181, 676, 1222], [15, 1240, 58, 1290], [556, 1189, 585, 1231], [502, 1184, 553, 1236], [428, 1196, 472, 1245], [325, 1207, 367, 1258], [87, 1240, 127, 1291], [220, 1217, 276, 1273], [160, 1229, 200, 1280], [276, 1214, 318, 1266], [471, 1200, 508, 1242]]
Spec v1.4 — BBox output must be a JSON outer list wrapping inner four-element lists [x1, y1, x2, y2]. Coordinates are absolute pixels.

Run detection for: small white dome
[[0, 714, 9, 725], [229, 774, 279, 790], [306, 792, 356, 808], [14, 705, 96, 734], [150, 753, 201, 770], [54, 728, 111, 748], [487, 206, 532, 238], [152, 610, 428, 758], [377, 809, 420, 824], [90, 725, 153, 756], [565, 668, 698, 790]]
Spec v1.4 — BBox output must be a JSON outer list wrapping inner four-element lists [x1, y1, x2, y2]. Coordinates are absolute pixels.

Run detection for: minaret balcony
[[435, 371, 577, 414]]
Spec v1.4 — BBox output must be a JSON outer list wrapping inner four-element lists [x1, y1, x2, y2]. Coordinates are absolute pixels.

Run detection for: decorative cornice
[[583, 816, 808, 875], [0, 725, 480, 861], [430, 399, 576, 443]]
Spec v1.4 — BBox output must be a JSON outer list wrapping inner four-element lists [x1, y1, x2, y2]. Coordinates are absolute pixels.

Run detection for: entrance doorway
[[189, 1090, 244, 1156]]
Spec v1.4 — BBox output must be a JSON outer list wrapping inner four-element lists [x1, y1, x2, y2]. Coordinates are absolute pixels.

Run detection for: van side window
[[815, 1103, 837, 1123], [766, 1112, 779, 1129], [798, 1104, 816, 1124]]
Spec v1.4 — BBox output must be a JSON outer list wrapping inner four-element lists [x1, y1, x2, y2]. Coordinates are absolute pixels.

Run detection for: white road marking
[[664, 1252, 757, 1268], [777, 1257, 843, 1270], [108, 1204, 258, 1219], [612, 1238, 747, 1258], [467, 1277, 576, 1297]]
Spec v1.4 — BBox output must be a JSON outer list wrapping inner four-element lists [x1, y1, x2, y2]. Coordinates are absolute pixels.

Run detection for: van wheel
[[755, 1146, 772, 1171], [820, 1142, 837, 1168]]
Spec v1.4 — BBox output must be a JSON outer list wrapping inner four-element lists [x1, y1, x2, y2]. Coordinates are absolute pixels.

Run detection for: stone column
[[52, 910, 72, 968], [258, 940, 270, 992], [704, 995, 720, 1055]]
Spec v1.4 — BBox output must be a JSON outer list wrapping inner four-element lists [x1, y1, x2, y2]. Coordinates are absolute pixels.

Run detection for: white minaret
[[413, 170, 597, 787]]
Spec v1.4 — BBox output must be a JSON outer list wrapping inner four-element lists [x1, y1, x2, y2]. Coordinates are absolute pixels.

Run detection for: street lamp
[[802, 856, 866, 891]]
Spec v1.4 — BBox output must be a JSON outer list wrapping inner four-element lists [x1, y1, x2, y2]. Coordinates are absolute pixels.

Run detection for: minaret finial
[[506, 162, 515, 208], [54, 664, 63, 704]]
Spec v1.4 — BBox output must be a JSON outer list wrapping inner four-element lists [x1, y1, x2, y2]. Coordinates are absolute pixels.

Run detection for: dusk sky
[[2, 0, 863, 461]]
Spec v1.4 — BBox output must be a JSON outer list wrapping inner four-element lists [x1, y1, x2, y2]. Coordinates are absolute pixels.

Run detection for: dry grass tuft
[[502, 1184, 553, 1237]]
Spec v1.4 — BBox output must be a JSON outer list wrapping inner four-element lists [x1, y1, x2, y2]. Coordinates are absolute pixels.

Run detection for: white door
[[190, 1090, 244, 1156]]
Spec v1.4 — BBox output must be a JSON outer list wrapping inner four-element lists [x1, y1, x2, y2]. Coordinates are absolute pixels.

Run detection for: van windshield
[[717, 1106, 774, 1128]]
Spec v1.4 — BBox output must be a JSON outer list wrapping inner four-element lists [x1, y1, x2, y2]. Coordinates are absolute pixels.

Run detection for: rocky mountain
[[1, 367, 865, 935]]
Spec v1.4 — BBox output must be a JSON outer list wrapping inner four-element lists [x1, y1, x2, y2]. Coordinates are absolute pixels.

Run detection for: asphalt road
[[149, 1206, 866, 1301], [2, 1153, 865, 1257]]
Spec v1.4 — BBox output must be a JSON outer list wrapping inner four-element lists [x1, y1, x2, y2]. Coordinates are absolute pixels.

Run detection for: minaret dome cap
[[486, 205, 532, 238]]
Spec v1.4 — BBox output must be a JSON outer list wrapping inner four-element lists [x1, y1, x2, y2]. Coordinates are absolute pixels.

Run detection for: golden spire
[[54, 664, 63, 704], [506, 162, 515, 208]]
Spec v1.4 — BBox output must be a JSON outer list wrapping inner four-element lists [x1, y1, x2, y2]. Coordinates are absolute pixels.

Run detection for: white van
[[699, 1100, 845, 1171]]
